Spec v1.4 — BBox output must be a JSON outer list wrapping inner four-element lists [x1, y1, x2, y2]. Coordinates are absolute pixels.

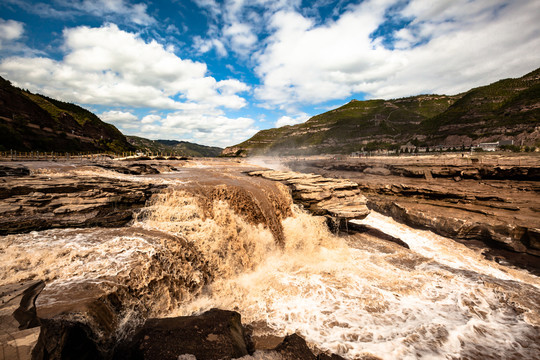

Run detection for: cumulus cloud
[[254, 0, 540, 106], [99, 110, 139, 129], [111, 109, 258, 147], [0, 24, 249, 110], [275, 113, 310, 127], [141, 114, 161, 124], [0, 23, 254, 147], [160, 112, 258, 147], [0, 19, 24, 48]]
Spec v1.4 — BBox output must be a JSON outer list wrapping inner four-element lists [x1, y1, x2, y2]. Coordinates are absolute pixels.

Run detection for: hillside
[[127, 136, 223, 157], [421, 68, 540, 144], [224, 68, 540, 156], [0, 76, 133, 152]]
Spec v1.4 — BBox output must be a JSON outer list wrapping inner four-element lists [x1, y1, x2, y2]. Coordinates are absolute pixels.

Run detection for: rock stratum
[[224, 67, 540, 156], [0, 164, 169, 235], [248, 170, 370, 228], [0, 160, 351, 360], [285, 155, 540, 273]]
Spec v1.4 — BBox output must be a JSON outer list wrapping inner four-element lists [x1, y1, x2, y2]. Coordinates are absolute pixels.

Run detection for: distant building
[[400, 143, 415, 152], [476, 142, 499, 151]]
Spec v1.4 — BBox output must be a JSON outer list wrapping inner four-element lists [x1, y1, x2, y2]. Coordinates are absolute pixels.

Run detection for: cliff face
[[0, 76, 133, 152], [224, 68, 540, 156]]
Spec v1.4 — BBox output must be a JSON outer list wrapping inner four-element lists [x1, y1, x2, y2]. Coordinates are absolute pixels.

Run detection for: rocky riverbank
[[0, 160, 350, 360], [284, 155, 540, 274]]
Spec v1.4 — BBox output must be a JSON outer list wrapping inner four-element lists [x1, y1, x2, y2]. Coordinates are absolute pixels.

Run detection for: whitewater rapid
[[1, 165, 539, 359]]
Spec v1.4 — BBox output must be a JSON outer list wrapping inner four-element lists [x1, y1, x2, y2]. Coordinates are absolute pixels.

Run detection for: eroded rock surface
[[285, 157, 540, 273], [0, 165, 163, 235], [0, 281, 43, 360], [248, 170, 370, 224]]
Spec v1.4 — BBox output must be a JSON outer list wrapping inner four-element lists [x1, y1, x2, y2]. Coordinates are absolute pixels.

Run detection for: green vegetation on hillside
[[127, 136, 222, 157], [0, 76, 133, 152], [226, 67, 540, 156]]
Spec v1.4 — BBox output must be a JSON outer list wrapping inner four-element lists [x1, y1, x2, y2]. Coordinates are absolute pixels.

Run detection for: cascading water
[[1, 165, 539, 359]]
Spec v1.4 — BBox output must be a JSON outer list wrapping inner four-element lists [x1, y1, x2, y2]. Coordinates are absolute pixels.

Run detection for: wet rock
[[0, 164, 30, 177], [32, 319, 101, 360], [272, 333, 316, 360], [114, 309, 253, 360], [249, 170, 369, 222], [13, 280, 45, 330], [0, 175, 163, 235], [317, 354, 347, 360], [363, 167, 391, 176], [0, 281, 43, 360], [284, 158, 540, 272], [348, 222, 410, 249], [95, 162, 173, 175]]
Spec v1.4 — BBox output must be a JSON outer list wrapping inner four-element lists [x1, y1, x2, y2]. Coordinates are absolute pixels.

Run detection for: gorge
[[1, 156, 539, 360]]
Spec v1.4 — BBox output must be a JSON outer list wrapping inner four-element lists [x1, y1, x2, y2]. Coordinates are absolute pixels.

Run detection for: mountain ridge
[[0, 76, 221, 156], [0, 76, 133, 152], [224, 67, 540, 156], [126, 136, 223, 157]]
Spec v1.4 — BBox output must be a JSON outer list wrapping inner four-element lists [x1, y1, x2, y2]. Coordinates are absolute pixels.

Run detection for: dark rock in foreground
[[0, 164, 31, 177], [30, 307, 346, 360], [32, 318, 101, 360], [114, 309, 253, 360]]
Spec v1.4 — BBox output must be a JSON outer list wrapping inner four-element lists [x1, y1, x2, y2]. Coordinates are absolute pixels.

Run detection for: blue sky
[[0, 0, 539, 147]]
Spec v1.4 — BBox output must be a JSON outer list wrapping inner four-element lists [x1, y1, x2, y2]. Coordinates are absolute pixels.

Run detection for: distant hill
[[223, 68, 540, 156], [127, 136, 223, 157], [0, 76, 134, 153]]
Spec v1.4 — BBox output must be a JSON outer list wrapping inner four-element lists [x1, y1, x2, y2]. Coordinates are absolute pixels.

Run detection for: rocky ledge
[[0, 163, 165, 235], [285, 157, 540, 274], [248, 170, 370, 227]]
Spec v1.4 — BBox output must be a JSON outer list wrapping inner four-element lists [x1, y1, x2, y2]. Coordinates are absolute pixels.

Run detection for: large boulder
[[114, 309, 253, 360]]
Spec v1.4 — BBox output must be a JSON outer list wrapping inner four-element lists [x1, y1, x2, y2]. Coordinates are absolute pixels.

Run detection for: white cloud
[[160, 112, 258, 147], [223, 22, 258, 55], [141, 114, 161, 124], [57, 0, 156, 26], [99, 110, 139, 129], [99, 110, 138, 122], [0, 19, 24, 48], [275, 112, 310, 127], [72, 0, 155, 25], [191, 0, 301, 57], [0, 24, 249, 110], [254, 0, 540, 106], [2, 0, 154, 25], [193, 36, 228, 57], [0, 23, 256, 147], [192, 0, 221, 18]]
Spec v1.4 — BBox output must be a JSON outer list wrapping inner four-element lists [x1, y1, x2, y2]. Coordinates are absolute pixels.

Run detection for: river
[[1, 160, 539, 359]]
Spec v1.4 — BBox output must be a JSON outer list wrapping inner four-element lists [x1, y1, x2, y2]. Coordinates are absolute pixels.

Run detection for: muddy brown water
[[1, 160, 539, 359]]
